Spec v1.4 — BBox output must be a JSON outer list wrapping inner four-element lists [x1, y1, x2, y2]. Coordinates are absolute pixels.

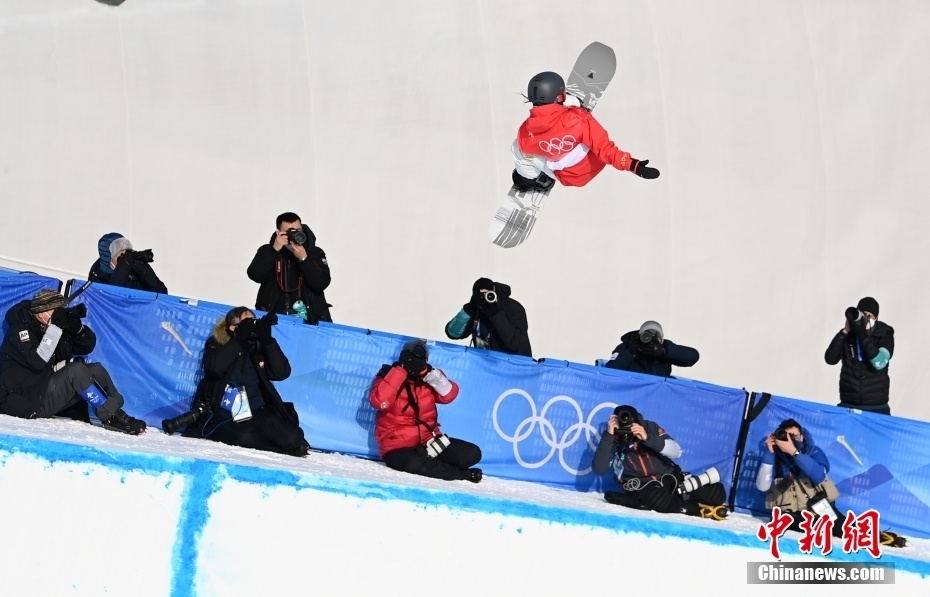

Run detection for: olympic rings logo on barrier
[[492, 389, 616, 476], [538, 135, 576, 156]]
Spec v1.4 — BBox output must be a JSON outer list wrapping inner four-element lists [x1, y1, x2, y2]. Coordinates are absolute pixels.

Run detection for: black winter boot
[[462, 468, 483, 483], [102, 409, 147, 435]]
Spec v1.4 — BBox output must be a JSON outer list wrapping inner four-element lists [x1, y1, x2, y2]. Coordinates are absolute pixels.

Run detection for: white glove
[[423, 368, 453, 396]]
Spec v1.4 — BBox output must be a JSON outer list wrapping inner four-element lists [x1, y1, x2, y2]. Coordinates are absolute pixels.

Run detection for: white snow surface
[[1, 415, 927, 595]]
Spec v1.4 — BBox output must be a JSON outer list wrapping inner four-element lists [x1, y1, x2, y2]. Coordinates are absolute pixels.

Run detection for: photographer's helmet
[[638, 320, 664, 343], [527, 71, 566, 106], [401, 339, 429, 362]]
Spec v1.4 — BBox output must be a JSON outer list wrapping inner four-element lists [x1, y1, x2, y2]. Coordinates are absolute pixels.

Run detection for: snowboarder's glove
[[631, 159, 660, 179]]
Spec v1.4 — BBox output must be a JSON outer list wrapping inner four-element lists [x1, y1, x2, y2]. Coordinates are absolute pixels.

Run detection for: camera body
[[128, 249, 154, 264], [65, 303, 88, 319], [612, 406, 637, 444], [639, 330, 657, 344], [286, 227, 308, 245], [774, 428, 789, 442]]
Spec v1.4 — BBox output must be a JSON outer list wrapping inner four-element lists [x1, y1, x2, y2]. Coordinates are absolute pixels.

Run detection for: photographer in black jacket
[[824, 297, 894, 415], [246, 212, 332, 323], [0, 290, 146, 434], [604, 320, 699, 377], [592, 405, 727, 520], [88, 232, 168, 294], [198, 306, 310, 456], [444, 277, 532, 357]]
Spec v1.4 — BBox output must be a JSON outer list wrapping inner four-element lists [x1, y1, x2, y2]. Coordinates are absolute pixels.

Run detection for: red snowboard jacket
[[369, 365, 459, 457], [516, 103, 634, 187]]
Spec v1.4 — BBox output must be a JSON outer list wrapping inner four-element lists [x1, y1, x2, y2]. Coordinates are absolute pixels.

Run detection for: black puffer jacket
[[88, 258, 168, 294], [444, 282, 532, 357], [199, 319, 297, 427], [824, 321, 894, 409], [604, 331, 699, 377], [246, 224, 332, 323], [0, 301, 96, 416]]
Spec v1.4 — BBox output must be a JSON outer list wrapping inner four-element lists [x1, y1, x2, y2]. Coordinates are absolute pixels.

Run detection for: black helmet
[[527, 71, 565, 106]]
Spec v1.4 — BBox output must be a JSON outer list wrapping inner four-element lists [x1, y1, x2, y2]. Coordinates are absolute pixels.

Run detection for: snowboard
[[489, 41, 616, 249]]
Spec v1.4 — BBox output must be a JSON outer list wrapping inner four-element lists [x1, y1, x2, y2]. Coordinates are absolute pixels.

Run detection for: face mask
[[866, 317, 876, 330]]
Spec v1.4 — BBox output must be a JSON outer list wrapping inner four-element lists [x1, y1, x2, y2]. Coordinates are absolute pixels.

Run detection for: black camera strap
[[400, 380, 439, 437]]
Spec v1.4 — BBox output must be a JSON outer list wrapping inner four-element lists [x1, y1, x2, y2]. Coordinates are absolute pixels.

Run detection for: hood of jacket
[[619, 330, 641, 345], [523, 103, 579, 136], [5, 301, 35, 327], [266, 223, 317, 249], [211, 318, 233, 346], [491, 282, 513, 300]]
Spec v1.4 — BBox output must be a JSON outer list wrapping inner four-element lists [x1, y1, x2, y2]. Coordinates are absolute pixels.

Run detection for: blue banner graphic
[[51, 279, 930, 538], [733, 394, 930, 538]]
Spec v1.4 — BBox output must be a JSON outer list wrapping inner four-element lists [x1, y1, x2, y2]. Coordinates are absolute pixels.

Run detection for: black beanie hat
[[30, 290, 67, 314], [473, 278, 494, 295], [857, 297, 879, 317]]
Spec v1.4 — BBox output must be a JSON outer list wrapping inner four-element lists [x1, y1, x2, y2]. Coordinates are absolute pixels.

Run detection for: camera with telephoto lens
[[161, 403, 207, 435], [425, 433, 451, 458], [774, 427, 789, 442], [639, 330, 658, 344], [612, 406, 636, 444], [678, 467, 721, 494], [484, 290, 497, 304], [286, 227, 308, 245], [845, 307, 866, 324]]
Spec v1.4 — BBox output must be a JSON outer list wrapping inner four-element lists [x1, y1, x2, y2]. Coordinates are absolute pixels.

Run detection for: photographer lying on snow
[[88, 232, 168, 294], [604, 320, 698, 377], [444, 277, 531, 357], [592, 405, 727, 520]]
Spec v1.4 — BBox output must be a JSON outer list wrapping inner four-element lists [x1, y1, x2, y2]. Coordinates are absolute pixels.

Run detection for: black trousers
[[41, 362, 124, 421], [204, 406, 308, 456], [611, 476, 727, 516], [382, 438, 481, 481]]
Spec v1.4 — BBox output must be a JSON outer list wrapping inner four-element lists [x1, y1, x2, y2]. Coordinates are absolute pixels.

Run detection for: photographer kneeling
[[197, 307, 310, 457], [369, 340, 483, 482], [592, 405, 727, 520]]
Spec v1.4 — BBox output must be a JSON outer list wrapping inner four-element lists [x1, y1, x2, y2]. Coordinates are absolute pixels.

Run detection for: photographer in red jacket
[[369, 340, 482, 482]]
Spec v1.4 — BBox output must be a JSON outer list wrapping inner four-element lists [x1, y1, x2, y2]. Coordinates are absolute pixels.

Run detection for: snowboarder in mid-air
[[511, 71, 660, 192]]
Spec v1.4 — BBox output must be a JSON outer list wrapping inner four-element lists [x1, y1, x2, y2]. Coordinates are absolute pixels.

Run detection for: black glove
[[634, 338, 666, 358], [400, 349, 429, 378], [631, 158, 660, 180], [478, 296, 500, 317], [51, 307, 84, 336], [234, 318, 257, 349], [254, 313, 277, 344]]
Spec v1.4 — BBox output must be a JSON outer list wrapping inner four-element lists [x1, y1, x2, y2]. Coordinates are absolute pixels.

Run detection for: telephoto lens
[[679, 467, 720, 494], [484, 290, 497, 304], [639, 330, 655, 344], [161, 405, 205, 435], [845, 307, 864, 323]]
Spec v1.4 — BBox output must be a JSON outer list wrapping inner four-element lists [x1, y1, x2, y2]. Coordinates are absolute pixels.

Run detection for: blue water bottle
[[293, 300, 308, 321]]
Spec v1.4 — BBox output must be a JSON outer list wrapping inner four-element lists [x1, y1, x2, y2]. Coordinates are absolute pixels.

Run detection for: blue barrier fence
[[1, 270, 928, 538]]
